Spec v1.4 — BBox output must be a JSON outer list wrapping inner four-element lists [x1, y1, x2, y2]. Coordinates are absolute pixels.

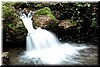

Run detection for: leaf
[[77, 26, 82, 30], [87, 4, 91, 7], [78, 11, 80, 14], [72, 21, 78, 26], [35, 4, 42, 7], [8, 24, 13, 28], [92, 18, 96, 21], [92, 13, 96, 15]]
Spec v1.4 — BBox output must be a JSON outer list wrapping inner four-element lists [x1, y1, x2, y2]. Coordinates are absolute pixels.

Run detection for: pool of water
[[5, 44, 98, 66]]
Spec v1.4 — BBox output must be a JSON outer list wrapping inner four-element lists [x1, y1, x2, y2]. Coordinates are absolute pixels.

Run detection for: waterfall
[[20, 11, 60, 51], [18, 11, 89, 65]]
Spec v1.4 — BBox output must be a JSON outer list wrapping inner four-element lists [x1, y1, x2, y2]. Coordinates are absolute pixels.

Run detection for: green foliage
[[2, 2, 16, 19], [70, 3, 97, 28], [35, 3, 42, 7], [34, 7, 57, 21], [2, 2, 26, 39], [2, 2, 18, 30], [72, 21, 78, 26]]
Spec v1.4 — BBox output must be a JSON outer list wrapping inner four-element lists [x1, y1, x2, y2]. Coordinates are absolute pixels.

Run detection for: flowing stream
[[17, 11, 98, 65]]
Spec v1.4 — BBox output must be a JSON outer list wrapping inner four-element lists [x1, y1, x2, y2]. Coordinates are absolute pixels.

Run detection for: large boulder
[[32, 7, 58, 29], [32, 15, 57, 29], [58, 20, 73, 29]]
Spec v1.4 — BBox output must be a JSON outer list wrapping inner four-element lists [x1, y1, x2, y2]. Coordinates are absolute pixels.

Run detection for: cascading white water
[[18, 11, 89, 65], [20, 11, 60, 51]]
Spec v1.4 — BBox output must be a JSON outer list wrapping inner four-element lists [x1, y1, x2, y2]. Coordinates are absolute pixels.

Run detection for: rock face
[[58, 20, 73, 29], [3, 23, 26, 42], [2, 52, 9, 65], [32, 7, 58, 29], [32, 15, 57, 29]]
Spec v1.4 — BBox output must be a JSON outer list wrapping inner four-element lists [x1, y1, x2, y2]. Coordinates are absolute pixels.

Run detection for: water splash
[[18, 11, 89, 65], [26, 28, 61, 51]]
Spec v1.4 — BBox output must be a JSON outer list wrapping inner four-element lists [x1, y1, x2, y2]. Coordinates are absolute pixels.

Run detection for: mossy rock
[[32, 7, 58, 29], [34, 7, 58, 21]]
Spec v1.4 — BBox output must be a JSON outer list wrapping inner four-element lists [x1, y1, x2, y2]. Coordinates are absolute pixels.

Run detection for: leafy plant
[[2, 2, 18, 30]]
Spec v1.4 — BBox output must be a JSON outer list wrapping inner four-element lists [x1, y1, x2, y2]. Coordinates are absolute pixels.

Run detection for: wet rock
[[2, 52, 9, 65], [31, 7, 58, 29], [32, 15, 57, 29], [58, 20, 73, 29]]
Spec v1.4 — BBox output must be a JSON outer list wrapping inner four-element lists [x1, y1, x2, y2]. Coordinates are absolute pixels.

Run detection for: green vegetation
[[2, 2, 99, 45], [70, 3, 98, 28], [2, 2, 26, 42], [2, 2, 21, 30], [34, 7, 57, 21]]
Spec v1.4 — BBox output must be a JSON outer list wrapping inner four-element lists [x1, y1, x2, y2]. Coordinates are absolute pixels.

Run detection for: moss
[[72, 21, 78, 26], [34, 7, 57, 21]]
